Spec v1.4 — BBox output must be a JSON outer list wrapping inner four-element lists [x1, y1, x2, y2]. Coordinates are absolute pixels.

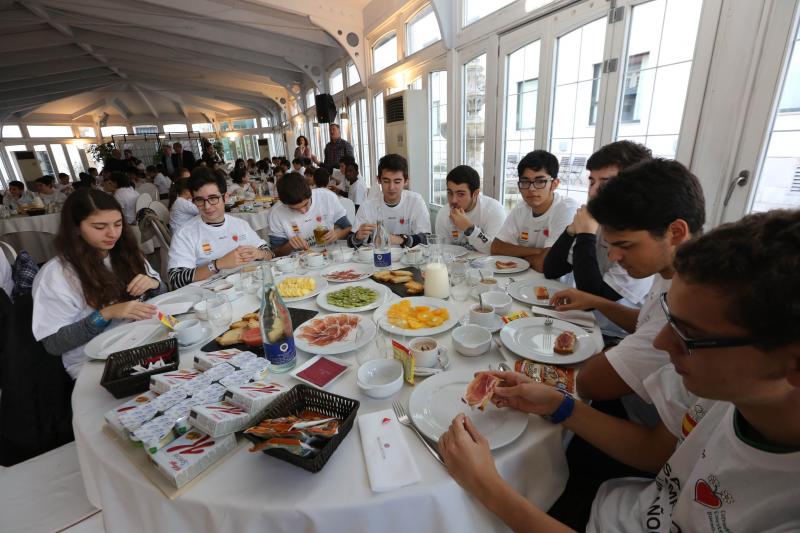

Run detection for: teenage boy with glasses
[[492, 150, 579, 272], [439, 209, 800, 533], [167, 167, 273, 288]]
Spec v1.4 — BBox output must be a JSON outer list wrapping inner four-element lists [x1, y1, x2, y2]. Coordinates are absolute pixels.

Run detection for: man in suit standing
[[172, 142, 196, 172]]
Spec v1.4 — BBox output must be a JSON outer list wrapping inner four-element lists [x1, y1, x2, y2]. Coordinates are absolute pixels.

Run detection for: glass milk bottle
[[423, 240, 450, 299], [259, 263, 296, 372]]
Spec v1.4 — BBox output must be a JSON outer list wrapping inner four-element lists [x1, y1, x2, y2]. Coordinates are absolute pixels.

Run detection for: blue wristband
[[545, 390, 575, 424], [90, 310, 110, 328]]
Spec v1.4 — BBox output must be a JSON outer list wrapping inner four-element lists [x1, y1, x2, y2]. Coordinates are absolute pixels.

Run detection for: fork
[[543, 316, 554, 350], [392, 401, 445, 465]]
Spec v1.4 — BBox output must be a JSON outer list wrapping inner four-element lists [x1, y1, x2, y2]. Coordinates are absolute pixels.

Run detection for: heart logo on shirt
[[694, 479, 722, 509], [232, 235, 238, 242], [399, 218, 405, 225], [316, 215, 322, 222], [543, 228, 549, 237]]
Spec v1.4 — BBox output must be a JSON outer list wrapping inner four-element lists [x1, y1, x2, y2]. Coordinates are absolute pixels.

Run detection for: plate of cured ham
[[408, 370, 528, 450], [499, 317, 594, 364], [294, 313, 378, 355], [321, 264, 374, 283]]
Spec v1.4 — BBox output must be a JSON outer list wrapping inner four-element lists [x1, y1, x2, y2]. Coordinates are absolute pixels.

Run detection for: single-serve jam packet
[[514, 360, 576, 395], [105, 391, 158, 438]]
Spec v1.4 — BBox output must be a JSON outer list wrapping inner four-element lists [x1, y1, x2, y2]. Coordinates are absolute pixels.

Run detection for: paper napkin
[[358, 409, 421, 492], [529, 306, 597, 329]]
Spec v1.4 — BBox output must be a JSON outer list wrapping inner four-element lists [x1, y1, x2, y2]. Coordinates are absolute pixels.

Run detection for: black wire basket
[[100, 338, 179, 399], [243, 384, 359, 473]]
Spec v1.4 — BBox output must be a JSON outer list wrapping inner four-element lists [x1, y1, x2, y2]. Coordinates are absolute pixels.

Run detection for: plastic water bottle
[[373, 219, 391, 269], [259, 264, 296, 372]]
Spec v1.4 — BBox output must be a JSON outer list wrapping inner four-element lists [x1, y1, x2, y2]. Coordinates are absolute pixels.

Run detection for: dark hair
[[674, 209, 800, 350], [76, 172, 93, 189], [302, 158, 312, 167], [55, 188, 147, 309], [339, 155, 356, 166], [36, 175, 55, 187], [329, 123, 340, 130], [345, 161, 359, 174], [588, 158, 705, 236], [587, 140, 652, 172], [169, 177, 192, 207], [378, 154, 408, 179], [446, 165, 480, 193], [8, 181, 24, 190], [108, 171, 132, 188], [188, 166, 227, 194], [88, 167, 97, 173], [231, 167, 246, 184], [517, 150, 559, 179], [313, 167, 331, 188], [58, 172, 70, 180], [296, 135, 308, 146], [234, 158, 245, 170], [292, 157, 303, 166], [277, 172, 311, 205], [146, 165, 157, 173]]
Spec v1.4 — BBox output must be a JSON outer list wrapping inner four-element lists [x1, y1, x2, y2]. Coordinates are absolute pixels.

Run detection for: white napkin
[[358, 409, 421, 492], [529, 306, 597, 329]]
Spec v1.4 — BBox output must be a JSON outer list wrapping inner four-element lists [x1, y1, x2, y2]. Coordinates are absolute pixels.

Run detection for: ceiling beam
[[0, 57, 105, 82], [0, 44, 86, 68], [0, 83, 115, 115], [132, 84, 159, 119], [0, 75, 118, 102], [108, 97, 131, 120], [0, 7, 42, 29], [0, 68, 112, 92], [71, 98, 107, 120], [0, 28, 72, 52]]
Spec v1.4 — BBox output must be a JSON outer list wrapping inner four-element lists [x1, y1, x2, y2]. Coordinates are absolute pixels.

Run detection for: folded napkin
[[529, 306, 597, 329], [358, 409, 421, 492]]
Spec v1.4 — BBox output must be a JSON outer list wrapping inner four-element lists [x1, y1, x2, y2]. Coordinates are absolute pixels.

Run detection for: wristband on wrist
[[90, 309, 110, 328], [208, 260, 219, 274], [544, 390, 575, 424], [463, 225, 475, 237]]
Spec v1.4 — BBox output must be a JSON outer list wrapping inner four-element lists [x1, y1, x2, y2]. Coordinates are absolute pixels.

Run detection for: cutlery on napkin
[[529, 306, 596, 330], [358, 409, 421, 492]]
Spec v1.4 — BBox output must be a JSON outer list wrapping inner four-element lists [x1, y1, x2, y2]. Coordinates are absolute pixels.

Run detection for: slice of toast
[[404, 281, 423, 295], [216, 328, 243, 346]]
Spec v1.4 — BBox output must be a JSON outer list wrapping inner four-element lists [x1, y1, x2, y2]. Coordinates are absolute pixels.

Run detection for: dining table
[[71, 249, 603, 533], [0, 211, 61, 262], [228, 206, 271, 238]]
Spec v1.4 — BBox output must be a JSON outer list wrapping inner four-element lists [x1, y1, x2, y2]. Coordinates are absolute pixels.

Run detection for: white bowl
[[390, 247, 404, 262], [192, 301, 209, 321], [357, 359, 404, 399], [481, 291, 512, 315], [451, 325, 492, 356], [276, 257, 298, 272]]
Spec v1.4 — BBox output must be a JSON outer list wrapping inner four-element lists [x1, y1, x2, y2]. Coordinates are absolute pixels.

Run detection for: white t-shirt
[[154, 173, 171, 195], [169, 197, 199, 234], [0, 252, 13, 298], [495, 193, 579, 249], [168, 215, 267, 269], [355, 190, 431, 237], [4, 191, 34, 210], [114, 187, 140, 224], [38, 190, 66, 206], [435, 194, 507, 254], [605, 274, 672, 402], [588, 367, 800, 532], [292, 166, 305, 176], [268, 188, 347, 246], [348, 177, 367, 206], [55, 182, 72, 193], [32, 256, 160, 379]]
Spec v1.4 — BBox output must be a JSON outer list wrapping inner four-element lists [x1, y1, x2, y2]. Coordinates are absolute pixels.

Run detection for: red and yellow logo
[[291, 224, 300, 233], [520, 232, 529, 241], [451, 230, 459, 239], [201, 242, 212, 254]]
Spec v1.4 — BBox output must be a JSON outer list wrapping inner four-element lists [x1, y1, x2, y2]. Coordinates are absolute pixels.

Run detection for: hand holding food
[[487, 371, 565, 416], [549, 287, 601, 311], [462, 372, 501, 410]]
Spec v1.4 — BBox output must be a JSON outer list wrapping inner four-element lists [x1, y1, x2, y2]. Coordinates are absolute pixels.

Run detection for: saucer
[[459, 312, 504, 333], [304, 259, 331, 270], [414, 346, 450, 377]]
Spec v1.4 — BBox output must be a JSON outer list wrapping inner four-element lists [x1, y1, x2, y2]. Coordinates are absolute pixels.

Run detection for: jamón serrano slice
[[462, 372, 501, 411]]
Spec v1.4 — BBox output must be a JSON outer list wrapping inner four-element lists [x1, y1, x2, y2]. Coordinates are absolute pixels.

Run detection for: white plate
[[507, 279, 569, 307], [459, 312, 504, 333], [289, 355, 351, 389], [146, 288, 206, 315], [372, 297, 460, 337], [294, 313, 378, 355], [408, 370, 528, 449], [316, 282, 389, 313], [438, 244, 469, 258], [469, 255, 529, 275], [304, 259, 332, 270], [499, 317, 595, 365], [85, 322, 167, 360], [320, 263, 374, 283], [274, 273, 328, 302]]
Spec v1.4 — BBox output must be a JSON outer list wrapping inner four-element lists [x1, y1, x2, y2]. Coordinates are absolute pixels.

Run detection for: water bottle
[[373, 219, 391, 269], [259, 264, 296, 372]]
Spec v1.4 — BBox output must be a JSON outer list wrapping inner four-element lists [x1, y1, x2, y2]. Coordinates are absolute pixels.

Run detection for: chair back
[[0, 241, 16, 264], [136, 183, 159, 203], [0, 232, 55, 264], [148, 200, 170, 225], [135, 193, 153, 213], [339, 197, 356, 226], [149, 219, 171, 283]]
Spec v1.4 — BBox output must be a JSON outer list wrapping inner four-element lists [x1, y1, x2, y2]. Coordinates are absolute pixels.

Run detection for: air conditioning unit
[[384, 90, 429, 201]]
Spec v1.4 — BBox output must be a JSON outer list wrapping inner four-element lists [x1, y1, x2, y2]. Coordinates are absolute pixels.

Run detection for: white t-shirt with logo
[[495, 193, 579, 249], [268, 188, 347, 245], [588, 366, 800, 533], [435, 194, 507, 254], [168, 215, 267, 269], [154, 173, 171, 195], [355, 190, 431, 237], [348, 177, 367, 206], [114, 187, 140, 224], [169, 197, 199, 234]]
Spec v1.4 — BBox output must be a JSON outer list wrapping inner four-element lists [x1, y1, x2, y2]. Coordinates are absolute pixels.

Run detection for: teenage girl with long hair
[[32, 188, 164, 379]]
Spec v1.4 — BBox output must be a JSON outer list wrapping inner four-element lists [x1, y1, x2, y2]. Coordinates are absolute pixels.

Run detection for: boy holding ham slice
[[441, 209, 800, 532]]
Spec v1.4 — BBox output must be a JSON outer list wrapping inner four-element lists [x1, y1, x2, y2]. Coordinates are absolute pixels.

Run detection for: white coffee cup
[[357, 246, 373, 262], [469, 304, 497, 328], [174, 319, 204, 346], [275, 257, 298, 272], [304, 252, 324, 267], [474, 277, 500, 295], [410, 337, 439, 368], [482, 291, 513, 315]]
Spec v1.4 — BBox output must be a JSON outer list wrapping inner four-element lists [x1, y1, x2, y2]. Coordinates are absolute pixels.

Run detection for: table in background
[[0, 212, 61, 263], [72, 256, 602, 533], [229, 207, 271, 239]]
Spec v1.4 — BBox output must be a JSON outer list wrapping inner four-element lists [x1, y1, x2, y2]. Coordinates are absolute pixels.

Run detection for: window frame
[[406, 4, 442, 56], [372, 31, 399, 73]]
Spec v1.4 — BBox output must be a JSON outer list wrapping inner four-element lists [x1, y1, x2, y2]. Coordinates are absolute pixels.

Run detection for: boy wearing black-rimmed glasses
[[167, 167, 272, 289], [492, 150, 579, 272]]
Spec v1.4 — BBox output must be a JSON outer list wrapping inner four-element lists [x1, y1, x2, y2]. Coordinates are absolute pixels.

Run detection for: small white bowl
[[451, 325, 492, 356], [275, 257, 298, 272], [357, 359, 404, 399], [192, 301, 209, 321], [482, 291, 512, 315], [390, 247, 404, 262]]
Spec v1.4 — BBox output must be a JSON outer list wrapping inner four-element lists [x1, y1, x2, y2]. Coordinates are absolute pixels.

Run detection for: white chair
[[339, 197, 356, 226], [135, 192, 153, 214], [136, 182, 159, 202], [0, 240, 16, 264], [0, 442, 103, 533], [148, 200, 170, 225], [149, 218, 171, 283], [0, 231, 55, 264]]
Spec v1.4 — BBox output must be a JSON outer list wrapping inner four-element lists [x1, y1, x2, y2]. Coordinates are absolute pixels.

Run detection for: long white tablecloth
[[72, 256, 603, 533], [229, 208, 271, 234], [0, 213, 61, 262]]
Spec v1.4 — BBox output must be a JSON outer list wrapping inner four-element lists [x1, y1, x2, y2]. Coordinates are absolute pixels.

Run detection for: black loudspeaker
[[314, 93, 337, 123]]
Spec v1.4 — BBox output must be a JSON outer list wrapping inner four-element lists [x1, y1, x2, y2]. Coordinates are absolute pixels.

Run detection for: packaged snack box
[[514, 360, 576, 395], [201, 362, 236, 383], [218, 369, 255, 389], [189, 401, 252, 437], [239, 357, 269, 381], [118, 402, 159, 433], [150, 386, 190, 413], [193, 349, 256, 370], [132, 415, 178, 454], [150, 430, 236, 488], [150, 369, 202, 394], [223, 381, 285, 413], [105, 391, 158, 438]]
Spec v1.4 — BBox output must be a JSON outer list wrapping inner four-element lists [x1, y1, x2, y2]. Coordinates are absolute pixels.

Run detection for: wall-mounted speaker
[[314, 93, 337, 123]]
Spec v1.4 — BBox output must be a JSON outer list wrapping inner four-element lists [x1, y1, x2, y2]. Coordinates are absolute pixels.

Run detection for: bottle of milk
[[423, 240, 450, 299]]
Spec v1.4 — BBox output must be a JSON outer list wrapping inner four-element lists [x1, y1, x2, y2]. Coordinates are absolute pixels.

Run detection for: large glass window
[[347, 63, 361, 87], [50, 144, 72, 176], [27, 125, 74, 138], [232, 118, 257, 130], [430, 71, 448, 205], [615, 0, 703, 157], [373, 33, 398, 73], [359, 98, 371, 182], [192, 123, 214, 133], [329, 68, 344, 95], [464, 0, 515, 26], [306, 89, 316, 109], [4, 145, 27, 181], [2, 125, 22, 138], [163, 124, 188, 133], [373, 91, 386, 175], [463, 54, 487, 186], [349, 100, 360, 167], [502, 40, 540, 210], [750, 22, 800, 211], [78, 126, 96, 137], [65, 144, 85, 176], [100, 126, 128, 137], [407, 5, 441, 55], [549, 17, 607, 201], [133, 125, 158, 134], [34, 145, 54, 176]]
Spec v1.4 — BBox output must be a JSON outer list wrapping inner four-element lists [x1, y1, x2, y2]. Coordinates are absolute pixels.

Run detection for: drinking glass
[[357, 328, 392, 366], [240, 266, 260, 295], [450, 278, 471, 302], [204, 295, 232, 329]]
